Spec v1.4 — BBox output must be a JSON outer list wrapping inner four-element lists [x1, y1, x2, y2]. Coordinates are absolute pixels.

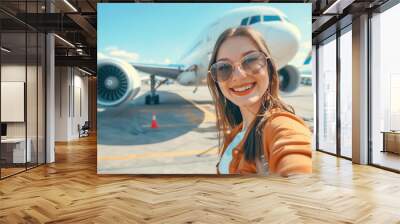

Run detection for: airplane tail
[[303, 50, 312, 65]]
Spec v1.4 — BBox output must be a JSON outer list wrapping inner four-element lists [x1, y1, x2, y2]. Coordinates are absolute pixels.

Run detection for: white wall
[[1, 63, 46, 164], [55, 67, 89, 141], [1, 65, 31, 138], [55, 66, 69, 141], [72, 73, 89, 138]]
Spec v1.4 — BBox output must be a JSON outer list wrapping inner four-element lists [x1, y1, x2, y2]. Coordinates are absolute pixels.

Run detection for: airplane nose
[[255, 22, 301, 69]]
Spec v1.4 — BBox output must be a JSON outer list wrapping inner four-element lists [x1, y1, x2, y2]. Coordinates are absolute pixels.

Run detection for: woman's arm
[[263, 111, 312, 176]]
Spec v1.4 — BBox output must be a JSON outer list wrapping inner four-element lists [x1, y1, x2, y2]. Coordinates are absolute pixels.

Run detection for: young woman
[[207, 26, 312, 176]]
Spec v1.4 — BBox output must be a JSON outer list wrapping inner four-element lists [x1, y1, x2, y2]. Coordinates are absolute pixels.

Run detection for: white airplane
[[98, 6, 304, 107]]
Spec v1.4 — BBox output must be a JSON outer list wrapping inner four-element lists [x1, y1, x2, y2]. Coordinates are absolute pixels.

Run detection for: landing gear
[[145, 94, 159, 105], [145, 74, 161, 105]]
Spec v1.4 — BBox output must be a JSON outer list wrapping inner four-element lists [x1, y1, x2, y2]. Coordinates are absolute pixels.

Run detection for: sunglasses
[[209, 51, 269, 83]]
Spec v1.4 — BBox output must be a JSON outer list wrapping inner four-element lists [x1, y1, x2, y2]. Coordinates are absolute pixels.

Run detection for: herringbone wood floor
[[1, 134, 400, 224]]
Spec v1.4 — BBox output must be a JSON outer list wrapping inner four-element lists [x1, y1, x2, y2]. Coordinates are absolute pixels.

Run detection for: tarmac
[[97, 82, 313, 174]]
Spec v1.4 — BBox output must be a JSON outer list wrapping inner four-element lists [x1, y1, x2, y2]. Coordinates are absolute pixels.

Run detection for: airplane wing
[[130, 63, 187, 80]]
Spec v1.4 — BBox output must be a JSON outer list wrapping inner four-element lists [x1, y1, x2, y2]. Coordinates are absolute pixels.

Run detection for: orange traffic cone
[[151, 112, 159, 129]]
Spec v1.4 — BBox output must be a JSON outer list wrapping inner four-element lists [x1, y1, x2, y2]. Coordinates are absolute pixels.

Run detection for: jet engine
[[97, 59, 141, 107], [278, 65, 300, 94]]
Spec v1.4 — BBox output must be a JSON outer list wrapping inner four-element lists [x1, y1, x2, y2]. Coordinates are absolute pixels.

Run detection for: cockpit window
[[263, 15, 281, 22], [241, 17, 249, 26], [241, 15, 283, 26], [249, 16, 261, 25]]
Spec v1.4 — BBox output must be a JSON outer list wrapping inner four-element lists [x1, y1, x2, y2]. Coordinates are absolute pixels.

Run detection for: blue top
[[218, 127, 247, 174]]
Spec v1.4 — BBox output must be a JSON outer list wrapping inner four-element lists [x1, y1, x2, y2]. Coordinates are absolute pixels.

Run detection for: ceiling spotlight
[[63, 0, 78, 12], [54, 34, 75, 48], [76, 48, 84, 55], [322, 0, 355, 15], [78, 67, 92, 76], [1, 47, 11, 53]]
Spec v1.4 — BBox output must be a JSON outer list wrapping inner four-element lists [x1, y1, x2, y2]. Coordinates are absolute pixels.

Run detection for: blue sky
[[98, 3, 311, 66]]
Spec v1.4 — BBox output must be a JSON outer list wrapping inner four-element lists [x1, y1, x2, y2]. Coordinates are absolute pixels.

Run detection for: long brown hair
[[207, 26, 294, 162]]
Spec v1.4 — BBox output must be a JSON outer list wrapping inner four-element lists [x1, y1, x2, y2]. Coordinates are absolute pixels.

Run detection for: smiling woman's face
[[216, 36, 269, 109]]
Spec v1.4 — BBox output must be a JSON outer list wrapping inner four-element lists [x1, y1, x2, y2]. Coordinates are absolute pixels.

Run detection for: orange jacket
[[217, 109, 312, 176]]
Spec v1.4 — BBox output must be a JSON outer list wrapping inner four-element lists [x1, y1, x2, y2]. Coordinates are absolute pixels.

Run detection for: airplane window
[[241, 17, 249, 26], [249, 16, 261, 25], [263, 15, 281, 22]]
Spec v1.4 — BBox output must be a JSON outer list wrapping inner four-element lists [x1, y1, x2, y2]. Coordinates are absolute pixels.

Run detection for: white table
[[1, 138, 32, 163]]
